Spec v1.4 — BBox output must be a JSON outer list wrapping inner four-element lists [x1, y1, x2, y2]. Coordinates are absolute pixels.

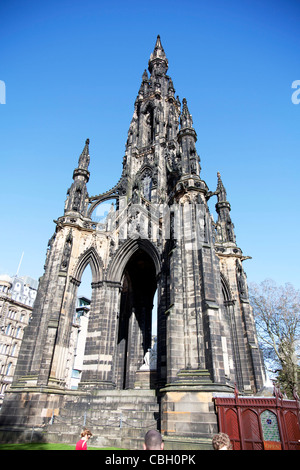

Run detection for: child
[[75, 429, 93, 450]]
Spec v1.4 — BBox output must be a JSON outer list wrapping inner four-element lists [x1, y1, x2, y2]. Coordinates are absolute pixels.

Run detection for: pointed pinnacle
[[154, 35, 165, 53], [78, 138, 90, 171], [216, 172, 227, 202], [180, 98, 193, 128], [148, 35, 168, 73], [142, 69, 149, 81]]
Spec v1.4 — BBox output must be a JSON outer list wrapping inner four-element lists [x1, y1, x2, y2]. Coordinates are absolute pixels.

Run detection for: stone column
[[37, 272, 69, 387], [79, 281, 121, 390]]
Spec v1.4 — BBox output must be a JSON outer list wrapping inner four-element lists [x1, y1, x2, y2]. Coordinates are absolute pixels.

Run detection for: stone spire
[[180, 98, 193, 129], [216, 172, 229, 207], [148, 35, 168, 75], [215, 172, 236, 244], [64, 139, 90, 216], [121, 35, 182, 203], [77, 138, 90, 172], [178, 98, 201, 176]]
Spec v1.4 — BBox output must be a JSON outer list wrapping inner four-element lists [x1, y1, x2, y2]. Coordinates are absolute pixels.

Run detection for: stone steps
[[45, 389, 160, 449]]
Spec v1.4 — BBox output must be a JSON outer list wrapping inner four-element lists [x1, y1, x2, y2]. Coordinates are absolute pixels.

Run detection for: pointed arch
[[71, 246, 103, 285], [106, 238, 161, 283], [87, 194, 119, 219], [140, 99, 155, 115], [221, 272, 233, 304], [113, 240, 159, 389]]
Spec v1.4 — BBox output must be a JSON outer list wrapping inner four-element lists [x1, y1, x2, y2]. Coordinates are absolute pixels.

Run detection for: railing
[[47, 408, 159, 431]]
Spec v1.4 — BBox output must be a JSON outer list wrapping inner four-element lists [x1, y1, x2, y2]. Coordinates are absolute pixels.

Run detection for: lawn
[[0, 442, 124, 450]]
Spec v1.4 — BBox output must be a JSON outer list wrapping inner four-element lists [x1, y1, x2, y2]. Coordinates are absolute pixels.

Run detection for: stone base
[[0, 388, 160, 450], [159, 370, 235, 445], [134, 370, 157, 389], [0, 370, 234, 450], [160, 389, 219, 442]]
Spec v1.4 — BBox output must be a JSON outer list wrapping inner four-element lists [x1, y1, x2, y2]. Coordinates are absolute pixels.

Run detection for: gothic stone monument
[[0, 36, 265, 449]]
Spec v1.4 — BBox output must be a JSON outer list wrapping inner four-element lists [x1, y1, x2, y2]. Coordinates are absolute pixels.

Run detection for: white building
[[0, 274, 37, 406], [66, 296, 91, 390]]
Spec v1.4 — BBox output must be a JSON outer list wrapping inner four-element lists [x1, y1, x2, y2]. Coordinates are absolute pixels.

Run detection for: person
[[75, 428, 93, 450], [143, 429, 164, 450], [212, 432, 232, 450]]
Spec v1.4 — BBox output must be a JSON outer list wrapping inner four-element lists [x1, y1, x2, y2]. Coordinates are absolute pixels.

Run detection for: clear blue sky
[[0, 0, 299, 295]]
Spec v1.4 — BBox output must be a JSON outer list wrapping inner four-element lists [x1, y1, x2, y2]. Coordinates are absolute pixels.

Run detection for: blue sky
[[0, 0, 299, 296]]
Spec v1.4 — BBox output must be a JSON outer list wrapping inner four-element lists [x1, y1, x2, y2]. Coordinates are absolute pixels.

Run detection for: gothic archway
[[107, 238, 161, 283], [221, 272, 243, 390], [71, 246, 103, 285], [115, 248, 157, 389]]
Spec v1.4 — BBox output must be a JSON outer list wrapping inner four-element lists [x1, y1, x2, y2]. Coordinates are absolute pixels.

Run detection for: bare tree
[[249, 279, 300, 397]]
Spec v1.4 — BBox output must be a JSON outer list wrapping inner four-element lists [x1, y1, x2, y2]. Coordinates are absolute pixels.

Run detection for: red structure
[[214, 385, 300, 450]]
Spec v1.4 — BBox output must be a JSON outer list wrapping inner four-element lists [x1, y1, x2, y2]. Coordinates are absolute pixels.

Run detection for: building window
[[5, 362, 12, 375], [8, 310, 16, 319], [5, 324, 11, 335], [11, 343, 17, 356], [15, 327, 21, 338], [71, 369, 81, 379]]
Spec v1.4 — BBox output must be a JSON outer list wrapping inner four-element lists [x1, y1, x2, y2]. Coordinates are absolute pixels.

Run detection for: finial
[[77, 138, 90, 171], [148, 35, 168, 74], [151, 35, 166, 58], [216, 172, 228, 202], [180, 98, 193, 128], [155, 35, 162, 49]]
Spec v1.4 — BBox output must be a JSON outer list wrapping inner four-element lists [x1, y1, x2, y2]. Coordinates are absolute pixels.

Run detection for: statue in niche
[[167, 105, 176, 140], [140, 337, 157, 371], [132, 187, 139, 204], [236, 260, 247, 299], [72, 187, 81, 211], [190, 158, 197, 175], [144, 106, 154, 145], [146, 114, 152, 143], [140, 350, 150, 370], [60, 231, 73, 271], [152, 168, 158, 186], [226, 216, 236, 243], [142, 173, 152, 201], [155, 103, 162, 135], [166, 149, 181, 174]]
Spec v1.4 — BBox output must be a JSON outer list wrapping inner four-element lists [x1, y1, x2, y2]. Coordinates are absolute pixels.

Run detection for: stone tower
[[0, 36, 265, 449]]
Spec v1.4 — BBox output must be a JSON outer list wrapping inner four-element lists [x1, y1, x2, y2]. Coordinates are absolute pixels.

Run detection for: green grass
[[0, 442, 124, 451]]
